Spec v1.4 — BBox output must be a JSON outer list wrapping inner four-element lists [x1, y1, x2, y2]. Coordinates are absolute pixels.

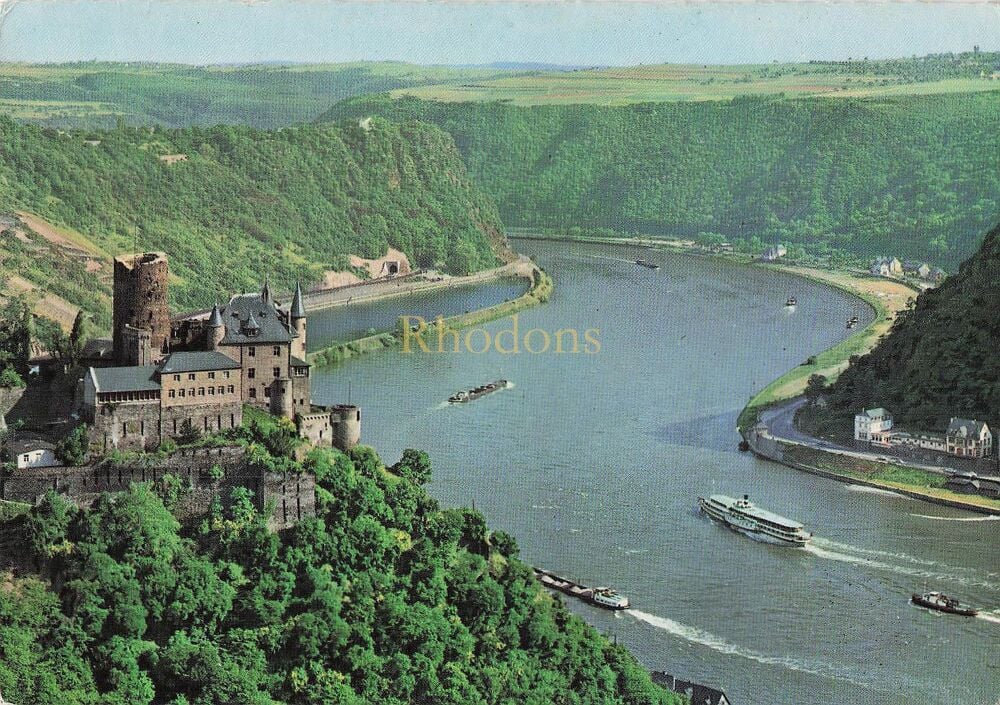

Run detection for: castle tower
[[113, 252, 169, 364], [330, 404, 361, 451], [290, 281, 306, 359], [269, 377, 294, 420], [205, 303, 225, 351]]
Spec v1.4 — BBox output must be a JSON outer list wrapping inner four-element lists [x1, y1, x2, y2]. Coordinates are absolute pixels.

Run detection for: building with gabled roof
[[855, 408, 893, 442], [650, 672, 731, 705], [83, 350, 244, 452], [946, 418, 992, 458], [99, 253, 359, 454]]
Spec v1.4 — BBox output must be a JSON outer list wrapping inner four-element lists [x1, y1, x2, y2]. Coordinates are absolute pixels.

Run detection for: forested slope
[[0, 62, 522, 129], [0, 116, 505, 323], [0, 424, 680, 705], [324, 92, 1000, 267], [805, 220, 1000, 434]]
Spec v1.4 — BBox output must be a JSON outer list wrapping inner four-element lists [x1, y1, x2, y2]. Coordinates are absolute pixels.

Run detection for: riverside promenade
[[302, 256, 535, 313], [748, 398, 1000, 516]]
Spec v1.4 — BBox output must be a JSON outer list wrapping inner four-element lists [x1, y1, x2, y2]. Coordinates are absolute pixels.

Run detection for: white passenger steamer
[[698, 494, 812, 546]]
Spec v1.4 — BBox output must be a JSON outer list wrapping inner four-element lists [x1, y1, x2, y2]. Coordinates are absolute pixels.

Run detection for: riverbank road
[[758, 398, 954, 475]]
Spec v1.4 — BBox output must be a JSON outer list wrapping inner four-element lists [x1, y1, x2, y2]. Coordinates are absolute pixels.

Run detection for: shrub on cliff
[[55, 425, 90, 466]]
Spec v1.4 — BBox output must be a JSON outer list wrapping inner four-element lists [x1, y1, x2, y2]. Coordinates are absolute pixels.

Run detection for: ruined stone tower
[[113, 252, 169, 364]]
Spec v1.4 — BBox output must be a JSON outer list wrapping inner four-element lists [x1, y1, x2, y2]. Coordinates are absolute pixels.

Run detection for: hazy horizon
[[0, 1, 998, 66]]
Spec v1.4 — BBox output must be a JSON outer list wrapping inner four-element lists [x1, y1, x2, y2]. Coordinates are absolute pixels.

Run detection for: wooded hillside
[[324, 92, 1000, 267], [805, 220, 1000, 434], [0, 116, 506, 324]]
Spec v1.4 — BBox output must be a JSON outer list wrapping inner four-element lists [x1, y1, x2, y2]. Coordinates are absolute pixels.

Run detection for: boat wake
[[909, 513, 1000, 522], [846, 484, 908, 499], [803, 540, 998, 590], [811, 537, 940, 568], [628, 610, 869, 686], [976, 611, 1000, 625]]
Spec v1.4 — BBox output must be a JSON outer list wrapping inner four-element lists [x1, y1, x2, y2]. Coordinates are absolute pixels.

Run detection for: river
[[310, 241, 1000, 705]]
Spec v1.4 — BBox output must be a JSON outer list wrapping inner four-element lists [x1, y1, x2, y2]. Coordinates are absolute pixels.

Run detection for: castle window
[[273, 367, 280, 378], [248, 347, 256, 357], [198, 387, 205, 396], [273, 346, 281, 355], [217, 385, 224, 394], [294, 367, 307, 377], [224, 371, 230, 379], [249, 388, 256, 399], [173, 374, 180, 382], [168, 390, 175, 398], [264, 387, 271, 398], [208, 387, 215, 396], [189, 387, 195, 396], [228, 385, 234, 394], [188, 373, 196, 381], [230, 413, 235, 427], [173, 419, 177, 433], [247, 368, 255, 379], [179, 389, 185, 397], [208, 372, 215, 380]]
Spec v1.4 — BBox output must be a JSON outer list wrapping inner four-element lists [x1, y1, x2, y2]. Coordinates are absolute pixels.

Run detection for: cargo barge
[[448, 379, 510, 404], [533, 567, 630, 610]]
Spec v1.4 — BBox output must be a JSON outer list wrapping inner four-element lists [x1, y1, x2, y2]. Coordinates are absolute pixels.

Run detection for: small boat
[[785, 297, 797, 307], [635, 259, 661, 270], [911, 591, 978, 617], [846, 320, 857, 329], [698, 494, 812, 546], [448, 379, 509, 404]]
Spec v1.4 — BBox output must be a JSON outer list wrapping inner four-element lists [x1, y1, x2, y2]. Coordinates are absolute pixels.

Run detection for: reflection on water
[[312, 241, 1000, 705]]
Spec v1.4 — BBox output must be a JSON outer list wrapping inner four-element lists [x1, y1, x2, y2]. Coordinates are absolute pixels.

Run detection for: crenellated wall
[[0, 445, 315, 529]]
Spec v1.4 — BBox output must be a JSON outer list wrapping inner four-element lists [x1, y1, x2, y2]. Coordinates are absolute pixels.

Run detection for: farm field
[[391, 61, 1000, 105]]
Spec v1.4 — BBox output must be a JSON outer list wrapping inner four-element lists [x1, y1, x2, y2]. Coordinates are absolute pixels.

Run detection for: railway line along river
[[310, 240, 1000, 705]]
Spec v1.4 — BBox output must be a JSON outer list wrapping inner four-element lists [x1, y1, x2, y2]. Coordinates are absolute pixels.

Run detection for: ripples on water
[[311, 241, 1000, 704]]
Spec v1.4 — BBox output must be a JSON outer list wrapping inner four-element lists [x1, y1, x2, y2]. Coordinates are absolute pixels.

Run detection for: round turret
[[330, 404, 361, 451], [206, 303, 225, 351]]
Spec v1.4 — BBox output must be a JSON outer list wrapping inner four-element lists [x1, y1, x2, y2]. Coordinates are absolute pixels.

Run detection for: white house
[[759, 245, 787, 262], [855, 408, 894, 442], [9, 438, 61, 469], [869, 257, 903, 277]]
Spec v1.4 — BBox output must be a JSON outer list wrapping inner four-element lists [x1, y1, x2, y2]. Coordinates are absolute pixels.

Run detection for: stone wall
[[0, 445, 316, 529]]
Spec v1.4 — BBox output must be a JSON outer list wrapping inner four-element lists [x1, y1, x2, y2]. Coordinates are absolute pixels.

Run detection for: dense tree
[[0, 116, 506, 325], [802, 221, 1000, 437], [5, 430, 682, 704], [326, 91, 1000, 267]]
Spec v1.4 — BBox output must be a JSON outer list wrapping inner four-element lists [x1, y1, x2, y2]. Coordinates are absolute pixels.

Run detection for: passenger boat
[[533, 568, 631, 610], [635, 259, 661, 270], [911, 591, 978, 617], [785, 297, 797, 307], [698, 494, 812, 546], [448, 379, 509, 404]]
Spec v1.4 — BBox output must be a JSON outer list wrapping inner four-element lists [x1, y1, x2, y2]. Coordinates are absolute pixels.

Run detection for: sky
[[0, 0, 998, 66]]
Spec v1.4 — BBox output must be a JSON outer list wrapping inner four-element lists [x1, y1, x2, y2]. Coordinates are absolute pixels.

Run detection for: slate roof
[[89, 365, 160, 393], [650, 673, 730, 705], [290, 355, 310, 368], [290, 281, 305, 318], [157, 351, 240, 375], [947, 418, 989, 437], [219, 291, 294, 345], [81, 338, 115, 361], [864, 408, 889, 418], [207, 303, 223, 327]]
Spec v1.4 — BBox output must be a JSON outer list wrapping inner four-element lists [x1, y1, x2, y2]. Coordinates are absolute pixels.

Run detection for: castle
[[82, 252, 360, 452]]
